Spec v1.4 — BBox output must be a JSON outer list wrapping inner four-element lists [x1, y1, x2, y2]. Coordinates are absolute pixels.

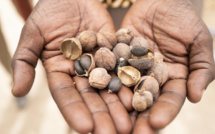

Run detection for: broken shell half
[[117, 66, 141, 87], [60, 38, 82, 60]]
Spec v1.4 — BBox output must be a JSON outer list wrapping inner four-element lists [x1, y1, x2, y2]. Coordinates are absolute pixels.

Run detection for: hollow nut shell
[[113, 43, 131, 61], [75, 53, 95, 77], [130, 37, 149, 48], [118, 66, 141, 87], [108, 77, 122, 93], [134, 75, 159, 100], [132, 91, 153, 112], [94, 47, 116, 71], [147, 61, 168, 86], [97, 31, 117, 49], [89, 68, 111, 89], [115, 28, 133, 44], [78, 30, 97, 52], [60, 38, 82, 60]]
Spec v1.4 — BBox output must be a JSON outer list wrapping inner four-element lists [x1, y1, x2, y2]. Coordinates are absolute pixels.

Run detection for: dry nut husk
[[115, 28, 133, 44], [89, 68, 111, 89], [130, 37, 149, 48], [132, 91, 153, 112], [97, 31, 117, 49], [128, 52, 154, 70], [74, 53, 95, 77], [108, 77, 122, 93], [134, 75, 159, 100], [78, 30, 97, 52], [60, 38, 82, 60], [147, 61, 168, 86], [118, 66, 141, 87], [154, 52, 164, 62], [113, 43, 131, 61], [94, 47, 116, 71]]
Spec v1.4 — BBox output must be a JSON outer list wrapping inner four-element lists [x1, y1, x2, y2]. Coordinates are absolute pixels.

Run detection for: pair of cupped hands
[[12, 0, 215, 133]]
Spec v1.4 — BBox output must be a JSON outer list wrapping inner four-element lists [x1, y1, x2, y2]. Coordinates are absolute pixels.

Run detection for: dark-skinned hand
[[11, 0, 134, 133], [121, 0, 215, 133]]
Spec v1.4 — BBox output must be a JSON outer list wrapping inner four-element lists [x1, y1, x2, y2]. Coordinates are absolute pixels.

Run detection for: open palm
[[12, 0, 133, 133], [121, 0, 215, 132]]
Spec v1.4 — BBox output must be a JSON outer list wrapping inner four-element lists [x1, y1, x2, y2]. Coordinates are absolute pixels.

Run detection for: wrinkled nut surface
[[130, 37, 149, 48], [130, 45, 148, 56], [60, 38, 82, 60], [118, 66, 141, 87], [113, 43, 131, 61], [147, 61, 168, 86], [75, 53, 95, 77], [154, 52, 164, 62], [89, 68, 111, 89], [108, 77, 122, 93], [97, 31, 117, 49], [134, 75, 159, 100], [94, 47, 116, 71], [132, 91, 153, 112], [115, 28, 133, 44], [78, 30, 97, 52], [128, 53, 154, 70]]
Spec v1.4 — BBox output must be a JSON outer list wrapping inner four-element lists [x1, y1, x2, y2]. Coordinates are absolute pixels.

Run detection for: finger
[[100, 90, 132, 134], [12, 20, 45, 97], [149, 79, 186, 129], [188, 27, 215, 103], [73, 76, 117, 134], [129, 111, 138, 128], [133, 111, 158, 134], [48, 72, 93, 133]]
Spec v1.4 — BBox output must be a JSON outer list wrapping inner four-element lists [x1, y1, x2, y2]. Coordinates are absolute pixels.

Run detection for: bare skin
[[121, 0, 215, 132], [12, 0, 215, 133]]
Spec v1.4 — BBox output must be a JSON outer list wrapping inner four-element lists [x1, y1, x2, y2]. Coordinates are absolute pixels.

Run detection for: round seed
[[130, 45, 148, 56], [80, 54, 91, 71], [74, 60, 85, 75], [108, 77, 122, 93]]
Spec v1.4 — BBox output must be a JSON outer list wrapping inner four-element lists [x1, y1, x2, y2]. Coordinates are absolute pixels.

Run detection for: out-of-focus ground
[[0, 0, 214, 134]]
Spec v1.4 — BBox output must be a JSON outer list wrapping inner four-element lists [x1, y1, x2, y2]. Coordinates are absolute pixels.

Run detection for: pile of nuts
[[60, 29, 168, 112]]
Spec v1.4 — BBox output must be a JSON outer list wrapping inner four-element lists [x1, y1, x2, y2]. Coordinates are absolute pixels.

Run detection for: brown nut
[[130, 45, 148, 56], [89, 68, 111, 89], [147, 61, 168, 86], [78, 30, 97, 52], [60, 38, 82, 60], [113, 43, 131, 61], [130, 37, 149, 48], [134, 74, 159, 100], [97, 31, 117, 49], [115, 28, 133, 44], [132, 91, 153, 112], [94, 47, 116, 71], [128, 52, 154, 70], [75, 53, 95, 77], [117, 66, 141, 87], [108, 77, 122, 93]]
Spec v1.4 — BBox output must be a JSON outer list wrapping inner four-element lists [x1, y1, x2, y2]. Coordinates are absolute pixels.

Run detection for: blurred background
[[0, 0, 214, 134]]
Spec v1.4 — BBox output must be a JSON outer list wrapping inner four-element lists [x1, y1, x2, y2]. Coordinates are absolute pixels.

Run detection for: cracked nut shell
[[117, 66, 141, 87], [115, 28, 133, 44], [134, 74, 159, 100], [94, 47, 116, 71], [75, 53, 95, 77], [60, 38, 82, 60], [132, 91, 153, 112], [89, 68, 111, 89], [97, 31, 117, 49], [78, 30, 97, 52], [113, 43, 131, 61]]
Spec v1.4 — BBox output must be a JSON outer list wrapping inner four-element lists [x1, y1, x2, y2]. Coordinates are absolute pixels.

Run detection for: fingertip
[[11, 87, 28, 97], [187, 87, 204, 103]]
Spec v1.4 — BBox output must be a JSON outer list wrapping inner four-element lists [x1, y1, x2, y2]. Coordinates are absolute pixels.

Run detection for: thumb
[[12, 19, 45, 97], [188, 26, 215, 103]]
